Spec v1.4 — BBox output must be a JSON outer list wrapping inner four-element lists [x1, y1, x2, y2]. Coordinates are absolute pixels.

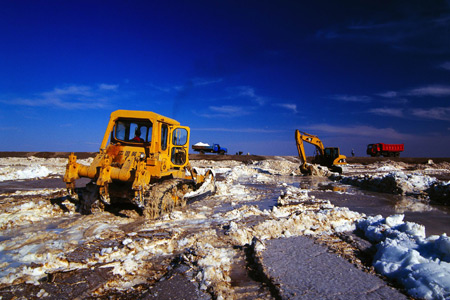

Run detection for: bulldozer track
[[143, 179, 195, 219], [77, 179, 195, 218]]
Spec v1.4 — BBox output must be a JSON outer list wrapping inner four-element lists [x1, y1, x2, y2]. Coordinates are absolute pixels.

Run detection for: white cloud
[[191, 78, 223, 86], [1, 84, 117, 109], [209, 105, 247, 114], [230, 86, 266, 105], [316, 9, 450, 54], [149, 83, 172, 93], [274, 103, 298, 113], [0, 126, 20, 131], [150, 77, 222, 93], [306, 124, 412, 140], [98, 83, 119, 90], [439, 61, 450, 71], [197, 105, 252, 118], [408, 85, 450, 97], [377, 91, 398, 98], [42, 85, 94, 97], [194, 127, 285, 133], [411, 107, 450, 121], [369, 107, 404, 118], [331, 95, 372, 103]]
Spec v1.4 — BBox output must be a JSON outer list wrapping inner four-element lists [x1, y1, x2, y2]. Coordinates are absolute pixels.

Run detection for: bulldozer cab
[[108, 117, 190, 167]]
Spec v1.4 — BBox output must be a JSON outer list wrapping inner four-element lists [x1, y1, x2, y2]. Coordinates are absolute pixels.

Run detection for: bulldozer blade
[[184, 168, 216, 201]]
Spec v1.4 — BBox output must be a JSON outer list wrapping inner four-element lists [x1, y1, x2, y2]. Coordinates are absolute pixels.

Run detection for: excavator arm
[[295, 130, 317, 174]]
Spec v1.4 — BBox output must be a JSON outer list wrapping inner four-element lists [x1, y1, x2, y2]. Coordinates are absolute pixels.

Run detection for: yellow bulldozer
[[295, 130, 347, 174], [63, 110, 215, 218]]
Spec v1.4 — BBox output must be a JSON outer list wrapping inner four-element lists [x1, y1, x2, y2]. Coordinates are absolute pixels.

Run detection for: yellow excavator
[[295, 130, 347, 175], [63, 110, 215, 218]]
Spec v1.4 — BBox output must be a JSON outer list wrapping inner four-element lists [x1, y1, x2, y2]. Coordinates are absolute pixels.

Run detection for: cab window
[[172, 128, 188, 146], [161, 124, 168, 150], [113, 118, 153, 143]]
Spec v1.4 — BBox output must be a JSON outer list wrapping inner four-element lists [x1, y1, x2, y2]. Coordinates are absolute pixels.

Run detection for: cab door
[[170, 126, 190, 167]]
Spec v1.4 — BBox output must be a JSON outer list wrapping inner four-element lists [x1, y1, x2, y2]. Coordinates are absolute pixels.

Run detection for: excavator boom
[[295, 130, 313, 174]]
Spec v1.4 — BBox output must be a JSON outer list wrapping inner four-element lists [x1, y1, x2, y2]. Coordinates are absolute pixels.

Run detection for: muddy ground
[[0, 153, 449, 299], [2, 151, 450, 164]]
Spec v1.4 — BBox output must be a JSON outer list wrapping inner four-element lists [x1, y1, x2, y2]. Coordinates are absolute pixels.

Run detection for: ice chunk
[[359, 214, 450, 299], [0, 165, 52, 181]]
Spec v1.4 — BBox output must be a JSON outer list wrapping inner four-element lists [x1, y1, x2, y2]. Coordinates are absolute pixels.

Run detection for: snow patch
[[357, 215, 450, 300], [0, 165, 53, 181]]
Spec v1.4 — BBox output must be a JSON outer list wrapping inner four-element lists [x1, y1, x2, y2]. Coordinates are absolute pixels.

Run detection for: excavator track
[[142, 179, 195, 219]]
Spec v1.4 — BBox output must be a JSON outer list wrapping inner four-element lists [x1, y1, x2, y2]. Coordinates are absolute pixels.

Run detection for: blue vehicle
[[192, 143, 227, 155]]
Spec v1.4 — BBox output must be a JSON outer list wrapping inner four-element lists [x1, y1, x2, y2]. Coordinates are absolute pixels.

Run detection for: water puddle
[[291, 176, 450, 236], [0, 177, 90, 194]]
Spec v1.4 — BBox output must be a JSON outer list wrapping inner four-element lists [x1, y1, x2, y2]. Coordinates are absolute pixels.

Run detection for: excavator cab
[[322, 147, 341, 165]]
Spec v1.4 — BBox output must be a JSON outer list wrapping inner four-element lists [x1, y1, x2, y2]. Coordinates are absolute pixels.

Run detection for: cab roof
[[110, 110, 180, 126]]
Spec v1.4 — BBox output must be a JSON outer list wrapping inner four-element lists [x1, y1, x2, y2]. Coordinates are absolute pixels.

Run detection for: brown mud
[[1, 151, 449, 164]]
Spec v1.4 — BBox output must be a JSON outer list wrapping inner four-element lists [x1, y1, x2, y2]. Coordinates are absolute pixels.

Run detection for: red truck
[[367, 143, 404, 157]]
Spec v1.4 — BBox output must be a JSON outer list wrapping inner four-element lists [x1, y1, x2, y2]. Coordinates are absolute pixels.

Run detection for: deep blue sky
[[1, 0, 450, 157]]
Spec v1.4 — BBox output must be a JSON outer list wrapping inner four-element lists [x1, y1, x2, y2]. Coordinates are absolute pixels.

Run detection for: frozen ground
[[0, 155, 449, 299]]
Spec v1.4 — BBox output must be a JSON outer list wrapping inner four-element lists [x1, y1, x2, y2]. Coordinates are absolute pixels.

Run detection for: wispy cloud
[[229, 86, 267, 105], [0, 126, 20, 131], [377, 91, 398, 98], [316, 20, 416, 44], [150, 77, 222, 94], [209, 105, 248, 115], [316, 5, 450, 54], [274, 103, 298, 113], [411, 107, 450, 121], [197, 105, 252, 118], [439, 61, 450, 71], [408, 85, 450, 97], [98, 83, 119, 91], [194, 127, 285, 133], [339, 84, 450, 120], [375, 91, 407, 103], [368, 108, 404, 118], [306, 124, 411, 140], [330, 95, 372, 103], [149, 83, 172, 93], [0, 84, 117, 109], [191, 77, 223, 86]]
